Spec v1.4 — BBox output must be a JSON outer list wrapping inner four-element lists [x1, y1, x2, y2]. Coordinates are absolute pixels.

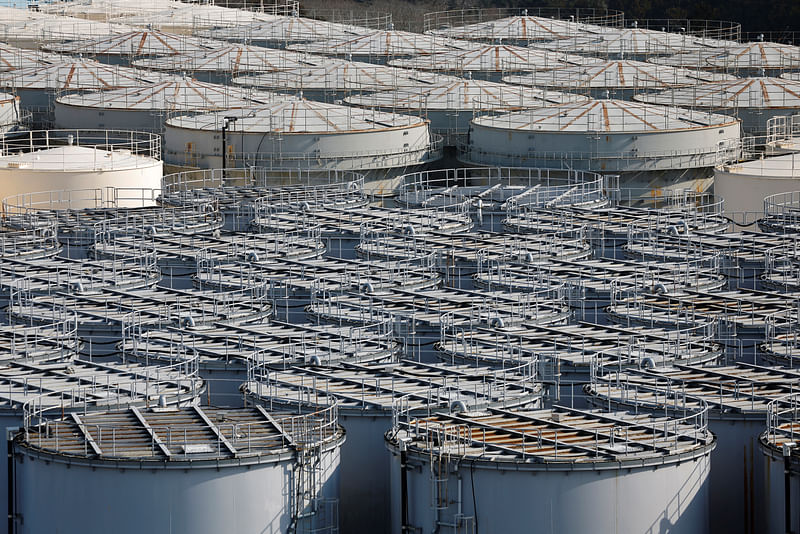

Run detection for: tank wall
[[714, 168, 800, 216], [390, 447, 711, 534], [761, 444, 800, 534], [468, 121, 740, 170], [0, 164, 163, 209], [54, 104, 165, 132], [707, 417, 766, 534], [1, 412, 22, 534], [163, 122, 431, 170], [14, 442, 341, 534]]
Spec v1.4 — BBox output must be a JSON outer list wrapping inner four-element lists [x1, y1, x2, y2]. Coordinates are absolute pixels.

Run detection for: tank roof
[[705, 41, 800, 70], [0, 145, 159, 172], [344, 78, 587, 111], [0, 358, 202, 411], [119, 4, 275, 28], [232, 58, 454, 92], [0, 321, 80, 364], [165, 97, 427, 133], [390, 405, 714, 466], [648, 48, 731, 68], [389, 44, 596, 72], [428, 14, 600, 42], [0, 59, 168, 91], [288, 30, 475, 57], [0, 43, 63, 71], [47, 29, 218, 56], [588, 362, 800, 415], [542, 27, 710, 56], [635, 77, 800, 109], [504, 59, 734, 90], [131, 45, 322, 74], [243, 360, 540, 412], [121, 320, 400, 367], [471, 98, 737, 133], [201, 15, 373, 44], [17, 405, 342, 462], [55, 78, 276, 111], [0, 17, 134, 43], [719, 152, 800, 178]]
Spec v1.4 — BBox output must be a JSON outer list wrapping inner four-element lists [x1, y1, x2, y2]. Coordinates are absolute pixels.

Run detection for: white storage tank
[[0, 42, 62, 72], [635, 77, 800, 134], [503, 59, 734, 100], [463, 98, 741, 196], [163, 97, 441, 195], [243, 360, 543, 534], [0, 58, 168, 110], [54, 78, 276, 132], [387, 405, 714, 534], [586, 363, 800, 534], [232, 58, 452, 102], [715, 153, 800, 217], [345, 78, 587, 143], [11, 405, 344, 534], [0, 130, 163, 209]]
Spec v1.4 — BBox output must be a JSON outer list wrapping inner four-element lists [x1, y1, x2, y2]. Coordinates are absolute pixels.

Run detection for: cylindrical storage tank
[[243, 360, 543, 534], [635, 77, 800, 135], [0, 42, 62, 72], [11, 405, 344, 534], [232, 59, 452, 103], [0, 356, 203, 531], [344, 79, 587, 145], [163, 98, 441, 196], [715, 154, 800, 218], [386, 405, 714, 534], [586, 363, 800, 534], [0, 130, 163, 209], [131, 45, 320, 84], [760, 395, 800, 534], [0, 59, 168, 112], [463, 99, 741, 197], [54, 79, 276, 132], [503, 60, 734, 100]]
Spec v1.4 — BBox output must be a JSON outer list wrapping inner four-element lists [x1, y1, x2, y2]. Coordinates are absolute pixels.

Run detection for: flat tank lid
[[166, 96, 427, 133], [344, 78, 587, 111], [472, 98, 737, 133], [390, 405, 714, 465], [47, 30, 218, 56], [38, 0, 183, 17], [243, 360, 540, 412], [121, 321, 400, 366], [542, 27, 709, 56], [721, 152, 800, 177], [504, 59, 734, 89], [389, 44, 596, 72], [635, 77, 800, 109], [0, 358, 202, 410], [0, 145, 158, 171], [705, 41, 800, 69], [120, 4, 276, 26], [18, 405, 343, 461], [588, 362, 800, 414], [287, 30, 475, 56], [0, 59, 169, 90], [56, 78, 277, 111], [428, 15, 601, 41], [131, 44, 322, 73], [202, 15, 373, 43], [232, 58, 454, 91]]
